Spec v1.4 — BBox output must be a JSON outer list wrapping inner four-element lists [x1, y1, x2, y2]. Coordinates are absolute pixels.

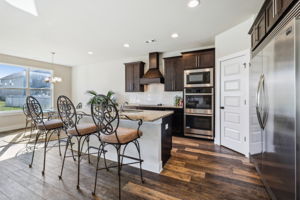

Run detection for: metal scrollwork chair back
[[26, 96, 44, 127], [23, 103, 30, 118], [57, 95, 78, 131], [91, 94, 120, 141]]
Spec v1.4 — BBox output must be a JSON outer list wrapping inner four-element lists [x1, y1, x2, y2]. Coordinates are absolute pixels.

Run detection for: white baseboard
[[0, 124, 24, 133]]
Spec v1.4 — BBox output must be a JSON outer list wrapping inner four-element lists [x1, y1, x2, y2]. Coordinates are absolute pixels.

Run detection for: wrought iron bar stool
[[57, 95, 107, 189], [26, 96, 64, 175], [91, 95, 144, 199]]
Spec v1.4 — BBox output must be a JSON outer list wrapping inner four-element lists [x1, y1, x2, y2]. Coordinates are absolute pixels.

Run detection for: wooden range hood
[[140, 52, 164, 85]]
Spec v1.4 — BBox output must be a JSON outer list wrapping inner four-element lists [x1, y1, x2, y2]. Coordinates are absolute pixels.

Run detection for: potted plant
[[86, 90, 118, 106]]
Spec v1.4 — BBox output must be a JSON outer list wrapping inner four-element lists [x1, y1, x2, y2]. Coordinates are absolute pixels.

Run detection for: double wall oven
[[184, 69, 214, 139]]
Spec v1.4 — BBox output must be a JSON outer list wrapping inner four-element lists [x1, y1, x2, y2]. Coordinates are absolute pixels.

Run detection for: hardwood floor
[[0, 134, 270, 200]]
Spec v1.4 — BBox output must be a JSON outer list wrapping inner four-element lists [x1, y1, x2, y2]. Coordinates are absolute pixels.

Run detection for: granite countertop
[[125, 104, 183, 109], [120, 110, 174, 122]]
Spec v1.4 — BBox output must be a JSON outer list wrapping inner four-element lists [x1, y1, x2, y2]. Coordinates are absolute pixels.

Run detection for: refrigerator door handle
[[261, 75, 268, 129], [256, 74, 265, 129]]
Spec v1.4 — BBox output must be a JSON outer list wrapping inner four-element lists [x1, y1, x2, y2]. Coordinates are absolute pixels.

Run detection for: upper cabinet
[[182, 49, 215, 70], [250, 0, 296, 50], [164, 56, 183, 91], [125, 62, 145, 92], [276, 0, 294, 15]]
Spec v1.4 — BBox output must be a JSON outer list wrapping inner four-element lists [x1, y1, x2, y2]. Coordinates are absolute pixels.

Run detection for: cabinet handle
[[274, 0, 277, 16], [196, 56, 198, 67], [198, 56, 200, 67], [272, 0, 276, 18]]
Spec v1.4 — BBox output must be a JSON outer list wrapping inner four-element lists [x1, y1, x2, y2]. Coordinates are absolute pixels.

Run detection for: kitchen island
[[82, 109, 174, 173]]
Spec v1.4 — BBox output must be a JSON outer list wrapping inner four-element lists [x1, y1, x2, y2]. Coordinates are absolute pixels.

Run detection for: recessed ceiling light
[[188, 0, 200, 8], [145, 39, 156, 44], [123, 43, 130, 48], [88, 51, 93, 55], [171, 33, 179, 38]]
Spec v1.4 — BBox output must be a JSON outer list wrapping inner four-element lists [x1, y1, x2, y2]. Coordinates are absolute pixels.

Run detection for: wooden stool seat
[[37, 119, 63, 130], [100, 127, 143, 144], [67, 123, 98, 136]]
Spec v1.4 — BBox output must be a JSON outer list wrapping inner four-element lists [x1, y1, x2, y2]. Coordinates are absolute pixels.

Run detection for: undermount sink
[[121, 109, 143, 113]]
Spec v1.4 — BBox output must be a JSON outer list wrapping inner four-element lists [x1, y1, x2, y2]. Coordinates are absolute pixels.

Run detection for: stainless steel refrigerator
[[250, 17, 300, 200]]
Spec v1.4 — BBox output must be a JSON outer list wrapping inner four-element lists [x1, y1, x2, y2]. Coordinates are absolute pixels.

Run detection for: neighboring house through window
[[0, 63, 53, 112]]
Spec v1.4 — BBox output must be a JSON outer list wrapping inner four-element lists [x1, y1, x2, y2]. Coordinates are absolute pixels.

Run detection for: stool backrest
[[23, 103, 30, 118], [26, 96, 44, 125], [91, 95, 120, 140], [57, 95, 78, 130]]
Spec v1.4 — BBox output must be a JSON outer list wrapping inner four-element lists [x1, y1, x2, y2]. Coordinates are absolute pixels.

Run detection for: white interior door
[[220, 53, 249, 155]]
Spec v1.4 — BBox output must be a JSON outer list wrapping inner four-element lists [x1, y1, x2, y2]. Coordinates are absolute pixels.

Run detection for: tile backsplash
[[124, 84, 183, 105]]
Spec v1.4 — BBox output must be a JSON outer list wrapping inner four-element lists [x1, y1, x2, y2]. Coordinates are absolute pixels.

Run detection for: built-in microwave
[[184, 68, 214, 88]]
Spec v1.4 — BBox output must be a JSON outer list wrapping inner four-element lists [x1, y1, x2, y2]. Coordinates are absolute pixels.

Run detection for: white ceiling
[[0, 0, 263, 67]]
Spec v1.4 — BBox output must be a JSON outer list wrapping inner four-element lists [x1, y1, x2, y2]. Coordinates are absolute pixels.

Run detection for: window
[[0, 64, 53, 112]]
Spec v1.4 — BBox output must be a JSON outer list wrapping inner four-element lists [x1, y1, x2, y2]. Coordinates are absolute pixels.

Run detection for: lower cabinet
[[161, 115, 172, 166]]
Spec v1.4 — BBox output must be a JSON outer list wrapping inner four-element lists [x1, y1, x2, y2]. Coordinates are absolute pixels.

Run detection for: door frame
[[214, 49, 250, 157]]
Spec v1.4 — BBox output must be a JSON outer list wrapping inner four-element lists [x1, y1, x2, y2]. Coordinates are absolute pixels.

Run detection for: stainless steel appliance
[[184, 87, 214, 139], [250, 18, 300, 200], [184, 113, 213, 139], [184, 68, 214, 88], [184, 87, 213, 115]]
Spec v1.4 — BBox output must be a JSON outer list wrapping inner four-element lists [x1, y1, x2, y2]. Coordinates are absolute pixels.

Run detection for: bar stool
[[91, 94, 144, 199], [26, 96, 64, 175], [57, 95, 107, 189]]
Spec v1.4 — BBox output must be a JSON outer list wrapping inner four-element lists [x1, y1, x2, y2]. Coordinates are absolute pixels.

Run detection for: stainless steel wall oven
[[184, 69, 214, 139]]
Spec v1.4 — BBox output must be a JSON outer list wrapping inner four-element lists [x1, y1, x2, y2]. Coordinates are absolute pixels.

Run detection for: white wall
[[0, 54, 72, 133], [72, 46, 214, 109], [214, 17, 254, 145]]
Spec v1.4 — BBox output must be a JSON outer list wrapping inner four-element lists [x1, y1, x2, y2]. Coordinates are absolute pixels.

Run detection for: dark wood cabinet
[[250, 0, 296, 50], [164, 56, 183, 91], [199, 50, 215, 68], [257, 12, 266, 43], [266, 0, 276, 31], [251, 25, 258, 48], [182, 49, 215, 70], [125, 62, 144, 92], [276, 0, 294, 15], [182, 53, 198, 69]]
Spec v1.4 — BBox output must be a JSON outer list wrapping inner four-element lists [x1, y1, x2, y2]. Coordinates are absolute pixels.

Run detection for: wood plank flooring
[[0, 134, 270, 200]]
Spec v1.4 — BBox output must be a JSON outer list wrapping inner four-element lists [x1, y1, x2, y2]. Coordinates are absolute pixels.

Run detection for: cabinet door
[[199, 50, 215, 68], [182, 53, 198, 69], [257, 13, 266, 43], [125, 64, 134, 92], [164, 59, 175, 91], [276, 0, 294, 16], [266, 0, 276, 32], [251, 27, 257, 49], [172, 110, 184, 137], [174, 58, 184, 91], [133, 64, 141, 92]]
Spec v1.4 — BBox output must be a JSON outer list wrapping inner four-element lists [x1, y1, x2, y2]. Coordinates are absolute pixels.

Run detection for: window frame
[[0, 62, 54, 115]]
